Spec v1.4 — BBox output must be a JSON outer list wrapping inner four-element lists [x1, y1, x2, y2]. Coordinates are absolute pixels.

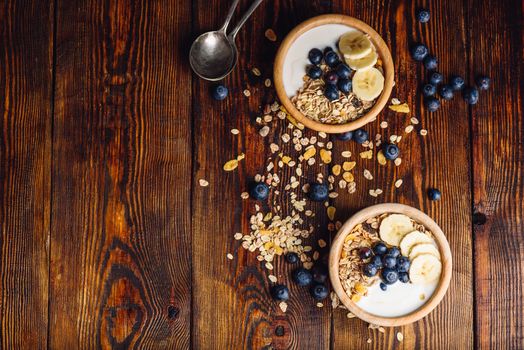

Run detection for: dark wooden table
[[1, 0, 523, 349]]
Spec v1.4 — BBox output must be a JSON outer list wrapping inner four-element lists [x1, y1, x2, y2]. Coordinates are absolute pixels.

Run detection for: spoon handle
[[228, 0, 264, 39], [220, 0, 241, 33]]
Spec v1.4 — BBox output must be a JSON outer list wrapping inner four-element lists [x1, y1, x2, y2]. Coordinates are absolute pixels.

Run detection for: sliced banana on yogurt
[[409, 243, 441, 261], [339, 31, 372, 60], [352, 67, 385, 101], [379, 214, 414, 246], [399, 230, 436, 257], [409, 254, 442, 284], [346, 49, 378, 71]]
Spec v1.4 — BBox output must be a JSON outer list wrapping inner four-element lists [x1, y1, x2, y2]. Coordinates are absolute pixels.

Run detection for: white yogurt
[[356, 279, 439, 318], [282, 24, 360, 97]]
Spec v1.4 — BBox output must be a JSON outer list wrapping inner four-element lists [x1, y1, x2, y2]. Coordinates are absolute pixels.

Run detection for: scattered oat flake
[[391, 97, 401, 105], [318, 239, 327, 248], [390, 135, 398, 143], [378, 327, 386, 333], [405, 125, 414, 133], [227, 253, 234, 260], [199, 179, 209, 187], [367, 338, 372, 344], [388, 103, 410, 113], [395, 179, 403, 188], [234, 232, 243, 240], [259, 126, 270, 137], [223, 159, 239, 171], [341, 151, 352, 158], [279, 301, 288, 312], [237, 153, 245, 161], [411, 117, 420, 125], [251, 67, 261, 76], [264, 78, 272, 87], [347, 312, 356, 318], [316, 302, 324, 308], [363, 169, 373, 180], [327, 206, 336, 221], [241, 191, 249, 199], [420, 129, 428, 136], [397, 332, 404, 342], [380, 121, 388, 128], [268, 275, 277, 283], [243, 89, 251, 97], [394, 157, 402, 166], [265, 28, 277, 41]]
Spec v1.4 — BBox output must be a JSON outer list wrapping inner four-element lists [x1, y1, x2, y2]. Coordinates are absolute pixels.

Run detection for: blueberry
[[292, 267, 313, 286], [399, 272, 410, 283], [387, 247, 401, 258], [397, 256, 411, 273], [370, 255, 383, 269], [463, 86, 479, 104], [270, 284, 289, 301], [475, 75, 490, 90], [212, 84, 228, 100], [309, 182, 329, 202], [379, 282, 388, 291], [422, 83, 437, 97], [450, 75, 465, 91], [439, 84, 454, 100], [337, 79, 352, 94], [428, 188, 442, 201], [324, 84, 339, 101], [416, 8, 430, 23], [308, 48, 323, 65], [311, 263, 329, 284], [307, 65, 323, 79], [383, 255, 397, 269], [353, 129, 369, 144], [363, 263, 378, 277], [373, 242, 388, 256], [336, 131, 353, 141], [250, 182, 269, 200], [410, 43, 428, 61], [423, 55, 438, 70], [323, 46, 333, 54], [424, 96, 441, 112], [310, 284, 329, 300], [285, 252, 299, 264], [359, 247, 373, 260], [381, 268, 399, 285], [429, 71, 444, 85], [336, 63, 352, 79], [324, 71, 339, 85], [324, 51, 340, 67], [382, 143, 400, 161]]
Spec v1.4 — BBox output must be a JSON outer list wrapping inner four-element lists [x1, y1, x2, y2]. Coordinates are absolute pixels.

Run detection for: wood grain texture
[[0, 0, 52, 348], [49, 0, 192, 348], [330, 0, 474, 348], [467, 0, 524, 348]]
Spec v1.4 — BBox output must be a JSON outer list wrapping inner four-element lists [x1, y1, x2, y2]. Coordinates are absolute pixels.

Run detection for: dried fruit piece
[[320, 149, 332, 164], [223, 159, 239, 171], [327, 206, 336, 221], [377, 150, 387, 165], [360, 150, 373, 159], [332, 164, 341, 176], [265, 28, 277, 42], [303, 147, 316, 160], [342, 172, 354, 182], [388, 103, 410, 113], [343, 161, 356, 171]]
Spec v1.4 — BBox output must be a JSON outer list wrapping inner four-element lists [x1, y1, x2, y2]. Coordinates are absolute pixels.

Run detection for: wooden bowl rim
[[328, 203, 453, 327], [273, 14, 395, 134]]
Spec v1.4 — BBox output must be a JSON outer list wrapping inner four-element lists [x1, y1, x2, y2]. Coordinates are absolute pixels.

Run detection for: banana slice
[[409, 254, 442, 284], [352, 67, 385, 101], [399, 230, 435, 257], [379, 214, 414, 246], [409, 243, 441, 261], [345, 49, 378, 71], [339, 31, 372, 60]]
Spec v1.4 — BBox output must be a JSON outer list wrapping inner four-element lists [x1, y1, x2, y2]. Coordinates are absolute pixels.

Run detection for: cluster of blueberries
[[360, 242, 411, 290], [337, 128, 400, 161], [270, 254, 330, 302], [411, 8, 490, 111], [307, 47, 353, 101]]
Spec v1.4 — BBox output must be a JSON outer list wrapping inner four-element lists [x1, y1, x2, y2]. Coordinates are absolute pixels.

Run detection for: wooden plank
[[0, 0, 52, 348], [191, 1, 335, 348], [49, 0, 192, 347], [467, 0, 524, 348], [330, 0, 474, 348]]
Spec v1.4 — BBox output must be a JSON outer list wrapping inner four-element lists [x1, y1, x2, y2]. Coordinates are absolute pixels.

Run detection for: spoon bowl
[[189, 31, 238, 81]]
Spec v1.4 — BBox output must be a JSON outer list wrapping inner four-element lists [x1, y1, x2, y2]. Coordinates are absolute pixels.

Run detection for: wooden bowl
[[328, 203, 452, 327], [273, 14, 394, 134]]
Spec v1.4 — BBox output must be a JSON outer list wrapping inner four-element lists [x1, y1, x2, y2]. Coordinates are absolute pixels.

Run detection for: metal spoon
[[189, 0, 264, 81]]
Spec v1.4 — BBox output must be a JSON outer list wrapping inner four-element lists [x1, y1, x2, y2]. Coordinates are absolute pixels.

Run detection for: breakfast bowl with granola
[[328, 203, 452, 327], [274, 14, 394, 133]]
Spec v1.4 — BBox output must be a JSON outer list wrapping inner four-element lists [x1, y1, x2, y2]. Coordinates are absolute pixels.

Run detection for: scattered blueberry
[[337, 79, 352, 94], [363, 263, 378, 277], [370, 255, 383, 269], [323, 46, 334, 54], [250, 182, 269, 200], [308, 48, 323, 65], [463, 86, 479, 104], [324, 51, 340, 67], [424, 96, 441, 112], [387, 247, 401, 258], [292, 267, 313, 286], [379, 282, 388, 291], [212, 84, 228, 100], [450, 75, 465, 91], [359, 247, 373, 260], [310, 284, 329, 300], [475, 75, 490, 90], [324, 84, 339, 101], [307, 65, 323, 79], [423, 55, 438, 70], [399, 272, 410, 283], [324, 71, 339, 85], [270, 284, 290, 301], [397, 256, 411, 273], [416, 8, 430, 23], [410, 43, 428, 61], [353, 129, 369, 144], [285, 252, 299, 264], [311, 263, 329, 284], [439, 84, 454, 100], [373, 242, 388, 256], [382, 143, 400, 161], [428, 188, 442, 201], [429, 71, 444, 85], [309, 182, 329, 202], [381, 268, 399, 285], [336, 63, 352, 79], [336, 131, 353, 141], [422, 83, 437, 97], [383, 255, 397, 269]]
